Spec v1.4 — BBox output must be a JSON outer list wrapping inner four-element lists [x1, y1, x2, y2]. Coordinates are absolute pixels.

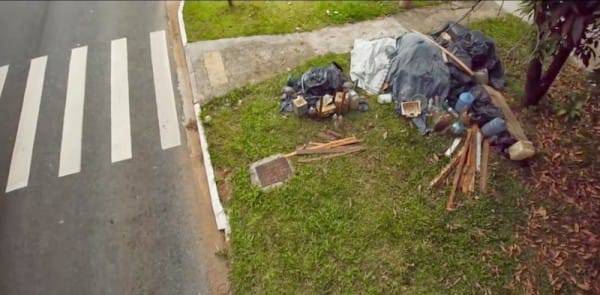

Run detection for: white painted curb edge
[[177, 0, 188, 45], [178, 0, 229, 234], [194, 104, 230, 233]]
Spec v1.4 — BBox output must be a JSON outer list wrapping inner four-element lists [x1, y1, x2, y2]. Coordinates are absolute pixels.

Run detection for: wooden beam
[[412, 30, 474, 76], [430, 148, 461, 188], [447, 129, 473, 211], [296, 144, 364, 155], [298, 149, 365, 163], [482, 85, 528, 142], [304, 137, 358, 150], [466, 127, 478, 193], [480, 139, 490, 193], [460, 131, 474, 194]]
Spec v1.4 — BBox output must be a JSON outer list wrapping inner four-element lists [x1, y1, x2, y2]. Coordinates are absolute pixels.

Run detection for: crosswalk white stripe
[[110, 38, 132, 163], [58, 46, 87, 177], [0, 65, 8, 98], [150, 30, 181, 150], [6, 56, 47, 193]]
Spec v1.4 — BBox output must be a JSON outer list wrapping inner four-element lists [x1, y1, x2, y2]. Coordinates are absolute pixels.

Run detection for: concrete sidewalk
[[186, 1, 505, 104]]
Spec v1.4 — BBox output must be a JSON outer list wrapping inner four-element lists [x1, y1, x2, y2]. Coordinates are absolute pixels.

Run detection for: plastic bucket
[[454, 92, 475, 113], [481, 117, 506, 137]]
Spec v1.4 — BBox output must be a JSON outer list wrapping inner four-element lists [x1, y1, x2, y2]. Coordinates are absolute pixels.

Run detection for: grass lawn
[[203, 15, 532, 293], [183, 1, 439, 41]]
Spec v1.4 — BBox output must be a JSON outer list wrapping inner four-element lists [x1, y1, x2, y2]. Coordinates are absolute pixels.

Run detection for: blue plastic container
[[481, 117, 507, 137], [454, 92, 475, 113]]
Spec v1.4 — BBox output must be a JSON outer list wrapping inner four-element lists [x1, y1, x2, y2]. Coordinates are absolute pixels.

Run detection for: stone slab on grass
[[249, 154, 294, 191]]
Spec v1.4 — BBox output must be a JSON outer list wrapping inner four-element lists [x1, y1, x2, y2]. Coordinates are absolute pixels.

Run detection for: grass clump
[[202, 16, 536, 294], [183, 1, 439, 41]]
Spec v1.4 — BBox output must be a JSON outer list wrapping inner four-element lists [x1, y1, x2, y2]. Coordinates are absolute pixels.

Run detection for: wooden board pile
[[285, 130, 365, 163], [429, 126, 491, 211]]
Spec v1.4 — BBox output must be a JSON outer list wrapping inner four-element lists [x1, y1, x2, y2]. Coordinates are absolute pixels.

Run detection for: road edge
[[166, 1, 231, 293], [175, 0, 230, 234]]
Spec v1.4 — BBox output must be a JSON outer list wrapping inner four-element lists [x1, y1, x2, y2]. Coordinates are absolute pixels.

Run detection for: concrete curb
[[178, 0, 229, 234]]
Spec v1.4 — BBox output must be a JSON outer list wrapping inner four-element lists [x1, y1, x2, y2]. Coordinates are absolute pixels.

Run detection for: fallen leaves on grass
[[511, 65, 600, 294]]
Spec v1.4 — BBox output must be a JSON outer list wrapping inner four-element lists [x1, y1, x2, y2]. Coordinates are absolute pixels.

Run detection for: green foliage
[[183, 1, 439, 41], [203, 50, 528, 293], [553, 93, 587, 121], [520, 0, 600, 66]]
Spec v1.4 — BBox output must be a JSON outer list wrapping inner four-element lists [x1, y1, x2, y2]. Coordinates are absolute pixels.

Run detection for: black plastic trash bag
[[469, 84, 503, 125], [385, 33, 451, 106], [434, 22, 506, 89], [286, 62, 345, 107], [384, 33, 451, 134]]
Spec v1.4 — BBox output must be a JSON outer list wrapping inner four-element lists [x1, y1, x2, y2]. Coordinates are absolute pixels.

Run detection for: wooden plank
[[466, 127, 478, 193], [460, 132, 474, 194], [480, 139, 490, 193], [482, 85, 528, 142], [430, 148, 461, 188], [296, 145, 364, 155], [475, 131, 482, 172], [412, 30, 474, 76], [288, 136, 359, 158], [298, 149, 365, 163], [303, 137, 358, 151], [447, 129, 473, 211], [444, 137, 462, 157]]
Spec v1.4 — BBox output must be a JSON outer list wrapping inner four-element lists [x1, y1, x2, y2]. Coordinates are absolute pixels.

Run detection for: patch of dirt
[[216, 168, 233, 204], [510, 65, 600, 294]]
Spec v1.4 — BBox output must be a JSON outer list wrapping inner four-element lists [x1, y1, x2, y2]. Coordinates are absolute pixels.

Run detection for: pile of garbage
[[349, 22, 533, 160], [279, 62, 369, 119], [277, 22, 533, 162]]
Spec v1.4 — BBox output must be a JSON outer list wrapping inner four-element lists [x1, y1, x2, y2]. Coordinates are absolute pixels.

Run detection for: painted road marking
[[6, 56, 47, 193], [58, 46, 87, 177], [110, 38, 132, 163], [0, 65, 8, 99], [3, 33, 184, 190], [150, 30, 181, 150]]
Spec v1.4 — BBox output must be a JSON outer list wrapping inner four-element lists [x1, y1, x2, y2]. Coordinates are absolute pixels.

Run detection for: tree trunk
[[523, 57, 543, 107], [227, 0, 234, 8], [523, 44, 574, 106]]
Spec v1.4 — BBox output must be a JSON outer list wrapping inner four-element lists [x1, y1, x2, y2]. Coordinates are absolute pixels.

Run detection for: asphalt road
[[0, 2, 217, 294]]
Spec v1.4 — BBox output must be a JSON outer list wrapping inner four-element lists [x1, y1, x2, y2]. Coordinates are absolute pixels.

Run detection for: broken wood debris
[[431, 126, 493, 211], [285, 132, 365, 162]]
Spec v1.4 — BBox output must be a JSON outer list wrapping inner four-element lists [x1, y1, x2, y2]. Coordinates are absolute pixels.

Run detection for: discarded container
[[447, 107, 459, 118], [400, 101, 421, 117], [508, 140, 535, 161], [293, 96, 308, 116], [449, 121, 466, 135], [454, 92, 475, 113], [433, 112, 453, 132], [377, 93, 392, 104], [481, 117, 506, 137]]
